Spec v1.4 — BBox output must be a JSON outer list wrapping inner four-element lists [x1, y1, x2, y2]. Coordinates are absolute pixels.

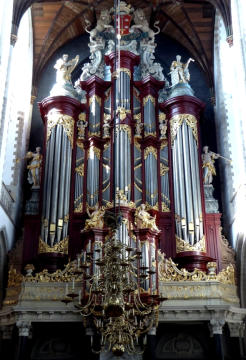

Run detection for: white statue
[[141, 43, 164, 81], [81, 37, 105, 80], [169, 55, 194, 87], [85, 10, 113, 46], [50, 54, 79, 98], [201, 146, 220, 185], [54, 54, 79, 85], [130, 9, 160, 44]]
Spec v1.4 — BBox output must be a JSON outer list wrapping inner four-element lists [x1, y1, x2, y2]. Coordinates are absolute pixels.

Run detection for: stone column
[[143, 327, 156, 360], [15, 321, 31, 360], [227, 322, 245, 359], [209, 318, 225, 360]]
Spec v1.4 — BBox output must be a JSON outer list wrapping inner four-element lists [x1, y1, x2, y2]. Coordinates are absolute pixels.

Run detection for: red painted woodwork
[[175, 252, 213, 272], [205, 213, 222, 272], [158, 212, 175, 258], [22, 215, 41, 266], [160, 95, 205, 119], [80, 76, 110, 98], [39, 95, 84, 122], [105, 51, 140, 73], [134, 75, 164, 99]]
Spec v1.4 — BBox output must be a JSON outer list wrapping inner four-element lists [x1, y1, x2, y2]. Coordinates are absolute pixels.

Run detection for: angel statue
[[54, 54, 79, 85], [26, 147, 43, 187], [169, 55, 195, 87], [135, 204, 160, 232], [50, 54, 79, 98]]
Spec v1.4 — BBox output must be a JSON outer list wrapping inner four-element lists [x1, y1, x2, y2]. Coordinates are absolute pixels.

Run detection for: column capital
[[16, 321, 32, 337], [228, 322, 245, 338], [209, 318, 225, 336]]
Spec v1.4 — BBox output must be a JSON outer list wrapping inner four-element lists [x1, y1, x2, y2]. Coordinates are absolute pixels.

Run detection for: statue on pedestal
[[169, 55, 194, 87], [201, 146, 220, 185], [50, 54, 79, 98]]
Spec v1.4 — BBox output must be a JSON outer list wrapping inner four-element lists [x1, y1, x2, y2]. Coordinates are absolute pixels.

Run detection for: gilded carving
[[162, 202, 170, 212], [134, 139, 141, 152], [76, 141, 84, 150], [144, 202, 159, 211], [117, 107, 131, 121], [89, 146, 101, 160], [38, 237, 69, 254], [144, 146, 157, 160], [176, 235, 206, 253], [160, 140, 168, 150], [143, 95, 155, 106], [75, 163, 84, 176], [47, 112, 74, 147], [89, 94, 101, 106], [24, 260, 83, 283], [79, 113, 86, 121], [6, 266, 23, 287], [158, 251, 235, 284], [115, 124, 132, 140], [160, 163, 169, 176], [74, 202, 83, 213], [83, 204, 105, 231], [135, 204, 160, 232], [170, 114, 197, 146], [112, 67, 131, 79]]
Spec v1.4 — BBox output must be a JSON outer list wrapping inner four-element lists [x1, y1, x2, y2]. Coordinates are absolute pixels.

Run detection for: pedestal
[[204, 184, 219, 213]]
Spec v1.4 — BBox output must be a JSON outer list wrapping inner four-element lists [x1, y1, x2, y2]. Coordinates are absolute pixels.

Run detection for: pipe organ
[[24, 1, 223, 274]]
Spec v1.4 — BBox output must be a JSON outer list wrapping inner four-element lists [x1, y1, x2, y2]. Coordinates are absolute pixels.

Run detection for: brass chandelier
[[63, 217, 164, 356]]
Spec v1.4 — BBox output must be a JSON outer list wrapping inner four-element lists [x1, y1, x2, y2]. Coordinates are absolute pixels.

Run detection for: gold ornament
[[38, 237, 69, 254], [47, 112, 74, 147], [143, 95, 155, 106], [170, 114, 197, 146], [176, 235, 206, 253], [144, 146, 157, 160]]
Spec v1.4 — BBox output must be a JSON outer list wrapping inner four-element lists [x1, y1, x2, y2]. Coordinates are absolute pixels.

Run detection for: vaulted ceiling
[[12, 0, 231, 92]]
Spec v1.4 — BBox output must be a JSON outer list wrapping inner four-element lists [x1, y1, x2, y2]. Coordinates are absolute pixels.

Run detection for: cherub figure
[[77, 115, 88, 139]]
